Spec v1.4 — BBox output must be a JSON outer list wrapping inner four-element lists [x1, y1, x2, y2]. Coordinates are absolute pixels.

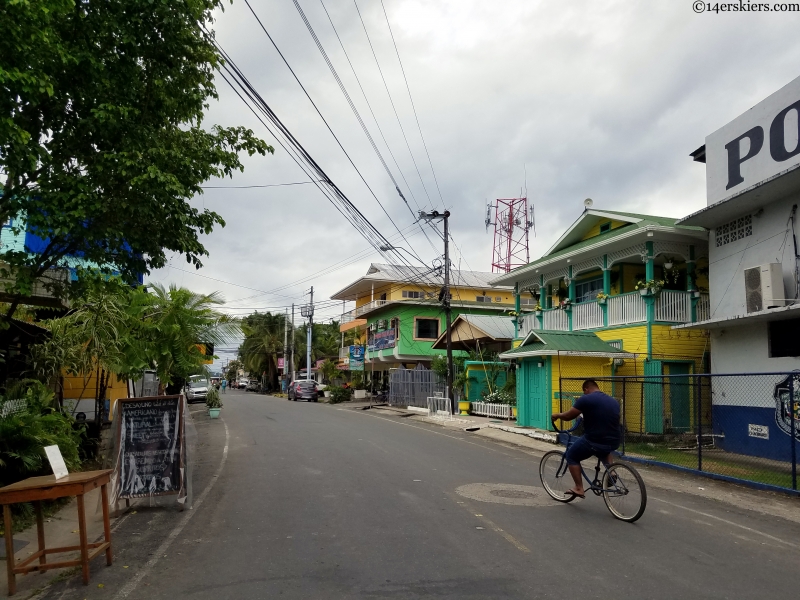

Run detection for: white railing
[[542, 308, 569, 331], [426, 394, 452, 419], [696, 293, 710, 322], [341, 310, 356, 324], [469, 401, 514, 420], [572, 300, 604, 330], [655, 289, 691, 323], [355, 299, 388, 317], [608, 292, 647, 326], [519, 313, 538, 337]]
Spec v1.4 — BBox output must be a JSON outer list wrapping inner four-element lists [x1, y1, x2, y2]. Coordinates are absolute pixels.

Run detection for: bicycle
[[539, 418, 647, 522]]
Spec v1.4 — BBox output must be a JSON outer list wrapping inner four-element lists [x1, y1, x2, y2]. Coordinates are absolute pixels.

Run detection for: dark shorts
[[564, 436, 618, 466]]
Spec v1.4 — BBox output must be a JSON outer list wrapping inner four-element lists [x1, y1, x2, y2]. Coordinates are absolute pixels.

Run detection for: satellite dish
[[584, 198, 593, 207]]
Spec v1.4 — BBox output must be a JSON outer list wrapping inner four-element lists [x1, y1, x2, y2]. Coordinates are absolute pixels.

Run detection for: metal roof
[[499, 330, 633, 359], [431, 314, 515, 349]]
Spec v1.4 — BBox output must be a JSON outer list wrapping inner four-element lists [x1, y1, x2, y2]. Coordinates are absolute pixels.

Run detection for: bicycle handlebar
[[551, 416, 582, 433]]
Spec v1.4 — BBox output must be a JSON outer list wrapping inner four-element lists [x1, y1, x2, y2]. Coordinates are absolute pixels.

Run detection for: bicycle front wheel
[[539, 450, 577, 503], [602, 463, 647, 522]]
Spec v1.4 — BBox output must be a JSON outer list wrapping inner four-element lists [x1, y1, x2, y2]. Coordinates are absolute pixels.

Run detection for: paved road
[[39, 390, 800, 600]]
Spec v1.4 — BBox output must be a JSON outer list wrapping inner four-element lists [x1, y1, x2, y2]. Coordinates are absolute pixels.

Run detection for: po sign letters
[[706, 74, 800, 205]]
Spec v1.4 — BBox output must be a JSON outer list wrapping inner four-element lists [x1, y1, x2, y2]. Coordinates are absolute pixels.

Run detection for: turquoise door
[[668, 363, 692, 432], [518, 358, 549, 429], [644, 360, 664, 434]]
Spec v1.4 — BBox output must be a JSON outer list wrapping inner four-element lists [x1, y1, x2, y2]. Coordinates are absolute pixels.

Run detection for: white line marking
[[651, 497, 799, 550], [113, 420, 230, 599]]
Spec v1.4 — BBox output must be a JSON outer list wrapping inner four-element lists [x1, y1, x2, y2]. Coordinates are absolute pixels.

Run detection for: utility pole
[[419, 210, 454, 415], [301, 287, 314, 382], [283, 307, 289, 383], [290, 303, 295, 383]]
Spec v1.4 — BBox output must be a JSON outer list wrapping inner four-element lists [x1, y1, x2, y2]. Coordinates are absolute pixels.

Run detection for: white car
[[186, 379, 209, 403], [237, 378, 249, 389]]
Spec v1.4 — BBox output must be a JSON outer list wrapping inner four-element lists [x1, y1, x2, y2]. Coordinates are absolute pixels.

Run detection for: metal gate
[[388, 364, 446, 407]]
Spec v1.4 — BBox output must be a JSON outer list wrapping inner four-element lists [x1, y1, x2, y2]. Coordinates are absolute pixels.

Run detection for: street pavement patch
[[455, 483, 555, 507]]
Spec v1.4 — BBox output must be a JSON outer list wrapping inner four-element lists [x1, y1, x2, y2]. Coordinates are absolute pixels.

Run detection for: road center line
[[651, 497, 799, 550], [113, 419, 230, 599]]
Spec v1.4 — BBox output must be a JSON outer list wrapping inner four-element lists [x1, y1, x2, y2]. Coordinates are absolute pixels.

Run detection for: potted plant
[[595, 292, 609, 305], [351, 373, 367, 399], [635, 279, 665, 296], [206, 386, 222, 418], [533, 303, 543, 315]]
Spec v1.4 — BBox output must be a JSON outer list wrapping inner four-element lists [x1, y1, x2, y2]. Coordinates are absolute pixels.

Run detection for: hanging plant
[[635, 279, 665, 296]]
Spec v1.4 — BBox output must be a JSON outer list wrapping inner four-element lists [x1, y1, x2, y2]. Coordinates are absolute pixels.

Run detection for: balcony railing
[[341, 299, 390, 324], [518, 291, 711, 334]]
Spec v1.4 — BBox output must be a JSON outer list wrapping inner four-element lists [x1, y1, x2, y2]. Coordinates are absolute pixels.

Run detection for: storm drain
[[455, 483, 555, 507]]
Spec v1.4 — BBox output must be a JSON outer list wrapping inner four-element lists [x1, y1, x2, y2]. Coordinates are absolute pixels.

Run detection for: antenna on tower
[[486, 196, 534, 273]]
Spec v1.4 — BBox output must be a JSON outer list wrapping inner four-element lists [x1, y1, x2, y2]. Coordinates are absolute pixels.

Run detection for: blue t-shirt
[[574, 391, 621, 448]]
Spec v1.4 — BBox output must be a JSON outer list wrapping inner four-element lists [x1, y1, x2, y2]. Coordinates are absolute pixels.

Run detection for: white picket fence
[[608, 292, 647, 326], [655, 289, 691, 323], [542, 309, 569, 331], [469, 401, 514, 420]]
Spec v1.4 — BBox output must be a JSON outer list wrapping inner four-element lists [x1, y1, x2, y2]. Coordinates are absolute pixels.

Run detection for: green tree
[[0, 0, 271, 320], [225, 359, 242, 383], [240, 312, 286, 389]]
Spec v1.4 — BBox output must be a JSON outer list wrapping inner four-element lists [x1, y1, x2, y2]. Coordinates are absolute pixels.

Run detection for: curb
[[486, 423, 558, 444]]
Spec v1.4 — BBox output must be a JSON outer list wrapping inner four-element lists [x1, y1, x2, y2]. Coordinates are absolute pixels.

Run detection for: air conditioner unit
[[744, 263, 785, 313]]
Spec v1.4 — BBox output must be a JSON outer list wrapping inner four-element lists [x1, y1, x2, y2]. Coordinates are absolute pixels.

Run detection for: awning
[[499, 330, 634, 360]]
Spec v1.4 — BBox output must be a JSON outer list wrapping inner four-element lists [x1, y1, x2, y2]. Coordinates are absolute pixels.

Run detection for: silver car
[[186, 379, 209, 403]]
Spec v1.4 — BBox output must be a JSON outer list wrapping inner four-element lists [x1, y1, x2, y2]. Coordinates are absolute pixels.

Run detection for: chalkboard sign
[[116, 395, 185, 499]]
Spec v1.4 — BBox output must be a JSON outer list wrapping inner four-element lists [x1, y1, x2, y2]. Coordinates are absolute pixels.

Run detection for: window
[[402, 290, 423, 299], [606, 340, 623, 350], [476, 295, 492, 303], [599, 222, 611, 233], [495, 296, 502, 302], [379, 293, 387, 301], [715, 215, 752, 247], [769, 318, 800, 357], [520, 297, 536, 306], [415, 318, 439, 339], [575, 278, 604, 303]]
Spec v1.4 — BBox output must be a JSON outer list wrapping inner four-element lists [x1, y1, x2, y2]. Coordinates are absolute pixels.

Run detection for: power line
[[380, 0, 445, 205], [241, 0, 427, 267]]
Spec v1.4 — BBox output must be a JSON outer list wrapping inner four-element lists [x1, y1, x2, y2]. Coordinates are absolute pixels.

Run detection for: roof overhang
[[545, 209, 643, 256], [678, 162, 800, 228], [673, 302, 800, 330], [499, 349, 635, 360]]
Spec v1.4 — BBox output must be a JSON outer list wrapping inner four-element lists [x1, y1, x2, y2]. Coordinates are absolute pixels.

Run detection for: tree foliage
[[0, 0, 271, 315]]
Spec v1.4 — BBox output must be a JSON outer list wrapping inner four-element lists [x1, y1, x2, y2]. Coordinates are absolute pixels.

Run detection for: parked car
[[185, 378, 209, 404], [288, 380, 318, 402], [246, 379, 260, 392], [237, 378, 249, 389]]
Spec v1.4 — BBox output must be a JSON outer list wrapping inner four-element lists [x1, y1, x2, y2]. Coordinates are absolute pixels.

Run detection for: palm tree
[[240, 312, 285, 389], [142, 283, 240, 391]]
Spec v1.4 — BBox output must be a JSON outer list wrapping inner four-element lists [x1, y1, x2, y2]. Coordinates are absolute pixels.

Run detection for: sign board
[[349, 345, 365, 371], [373, 329, 396, 350], [747, 423, 769, 440], [706, 74, 800, 205], [116, 395, 184, 499], [44, 445, 69, 479], [277, 357, 285, 369]]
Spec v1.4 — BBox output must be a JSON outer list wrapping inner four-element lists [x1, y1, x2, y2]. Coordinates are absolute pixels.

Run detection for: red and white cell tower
[[486, 197, 534, 273]]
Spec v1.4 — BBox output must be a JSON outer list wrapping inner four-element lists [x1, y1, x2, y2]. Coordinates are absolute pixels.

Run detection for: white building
[[679, 74, 800, 372], [678, 75, 800, 461]]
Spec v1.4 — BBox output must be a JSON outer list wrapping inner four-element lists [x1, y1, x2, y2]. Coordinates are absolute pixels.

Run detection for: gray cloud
[[148, 0, 800, 325]]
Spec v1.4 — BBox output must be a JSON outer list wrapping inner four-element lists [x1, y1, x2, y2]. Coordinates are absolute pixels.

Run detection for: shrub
[[328, 386, 351, 404], [0, 380, 84, 488], [351, 373, 365, 390], [206, 386, 223, 409]]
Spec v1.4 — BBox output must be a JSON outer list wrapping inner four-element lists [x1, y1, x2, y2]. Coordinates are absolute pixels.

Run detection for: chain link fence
[[559, 372, 799, 493]]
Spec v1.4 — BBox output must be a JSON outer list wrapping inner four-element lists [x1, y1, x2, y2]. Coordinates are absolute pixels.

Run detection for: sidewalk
[[1, 487, 111, 599], [368, 404, 800, 526]]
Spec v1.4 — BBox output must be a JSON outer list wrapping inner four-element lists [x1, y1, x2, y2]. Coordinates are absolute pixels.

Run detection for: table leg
[[76, 494, 90, 585], [100, 484, 113, 565], [3, 504, 16, 596], [34, 501, 46, 572]]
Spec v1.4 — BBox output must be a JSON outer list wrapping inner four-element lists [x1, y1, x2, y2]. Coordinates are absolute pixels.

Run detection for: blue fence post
[[696, 374, 703, 472], [791, 374, 797, 491]]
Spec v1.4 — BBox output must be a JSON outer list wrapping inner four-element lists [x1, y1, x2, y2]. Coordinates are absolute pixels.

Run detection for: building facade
[[492, 209, 711, 430]]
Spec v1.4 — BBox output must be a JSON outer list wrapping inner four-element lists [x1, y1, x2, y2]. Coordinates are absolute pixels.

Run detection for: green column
[[537, 275, 545, 329], [546, 284, 553, 309], [645, 241, 655, 358], [514, 283, 521, 337], [645, 241, 655, 281], [602, 255, 610, 327]]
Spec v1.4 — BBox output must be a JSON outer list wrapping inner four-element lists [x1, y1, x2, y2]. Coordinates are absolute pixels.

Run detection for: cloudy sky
[[147, 0, 800, 339]]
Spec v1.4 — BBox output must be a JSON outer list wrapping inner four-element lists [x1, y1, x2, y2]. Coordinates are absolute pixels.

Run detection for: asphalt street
[[37, 389, 800, 600]]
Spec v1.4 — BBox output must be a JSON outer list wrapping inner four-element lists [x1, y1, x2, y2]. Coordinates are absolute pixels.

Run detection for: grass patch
[[624, 442, 794, 489]]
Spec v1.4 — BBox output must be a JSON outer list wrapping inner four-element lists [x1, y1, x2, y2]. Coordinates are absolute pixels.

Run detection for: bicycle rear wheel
[[539, 451, 577, 503], [602, 463, 647, 522]]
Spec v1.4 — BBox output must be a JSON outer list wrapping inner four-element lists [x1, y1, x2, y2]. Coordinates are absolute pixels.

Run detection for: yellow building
[[494, 208, 710, 432]]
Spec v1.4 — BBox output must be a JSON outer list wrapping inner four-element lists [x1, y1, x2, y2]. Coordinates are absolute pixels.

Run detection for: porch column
[[687, 244, 698, 322], [645, 241, 655, 358], [537, 275, 545, 329], [546, 284, 553, 309], [602, 254, 610, 327], [567, 267, 575, 331], [514, 283, 521, 337]]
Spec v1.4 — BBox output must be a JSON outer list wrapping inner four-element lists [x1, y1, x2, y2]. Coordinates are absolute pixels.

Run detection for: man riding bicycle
[[551, 379, 621, 499]]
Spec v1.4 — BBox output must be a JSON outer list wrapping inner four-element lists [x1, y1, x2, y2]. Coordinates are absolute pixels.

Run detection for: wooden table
[[1, 470, 113, 596]]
